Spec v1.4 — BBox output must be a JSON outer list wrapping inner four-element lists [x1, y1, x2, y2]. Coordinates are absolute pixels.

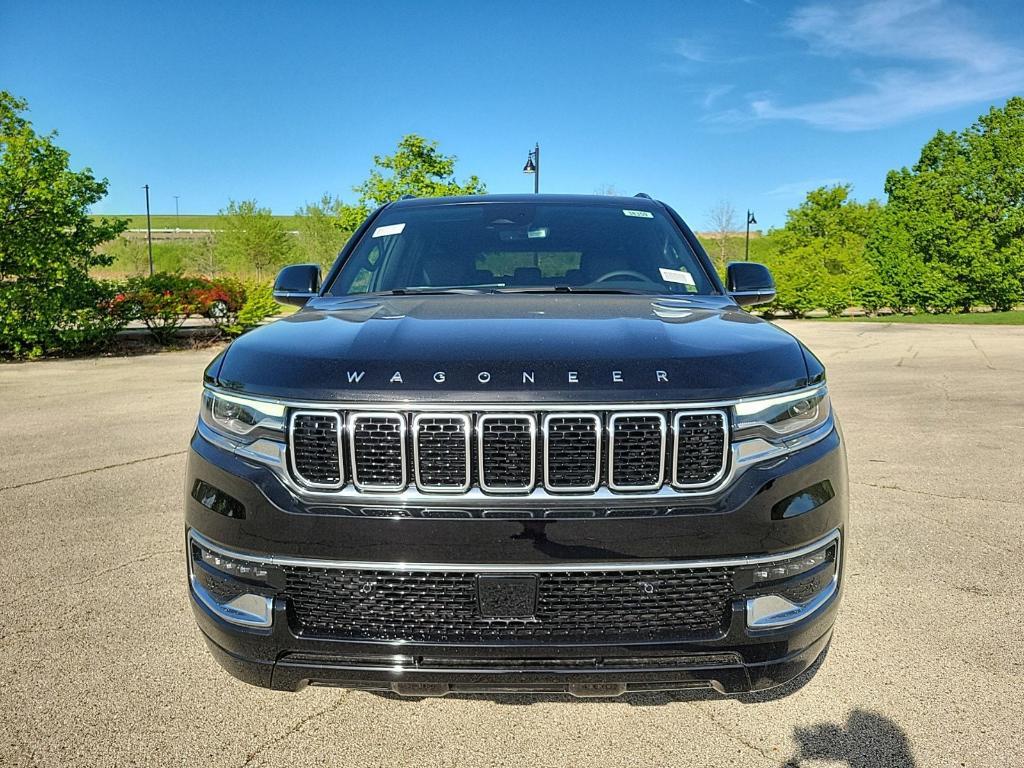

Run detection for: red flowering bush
[[193, 277, 247, 333], [121, 272, 204, 345]]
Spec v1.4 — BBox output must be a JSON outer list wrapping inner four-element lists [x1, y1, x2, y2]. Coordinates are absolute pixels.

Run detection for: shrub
[[225, 283, 280, 336], [194, 277, 247, 334], [0, 92, 127, 358], [122, 272, 203, 345], [54, 279, 136, 352]]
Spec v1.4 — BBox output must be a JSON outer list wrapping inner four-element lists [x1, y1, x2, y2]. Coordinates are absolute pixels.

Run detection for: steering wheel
[[594, 269, 650, 283]]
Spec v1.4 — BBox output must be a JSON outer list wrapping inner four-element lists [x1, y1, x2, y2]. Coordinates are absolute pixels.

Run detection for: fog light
[[752, 549, 830, 583], [189, 533, 276, 628], [740, 532, 841, 629]]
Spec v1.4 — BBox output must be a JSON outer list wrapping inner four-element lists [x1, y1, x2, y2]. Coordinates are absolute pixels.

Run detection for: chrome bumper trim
[[187, 528, 842, 574]]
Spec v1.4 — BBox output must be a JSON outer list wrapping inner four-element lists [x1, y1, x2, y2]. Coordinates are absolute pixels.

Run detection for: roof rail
[[399, 194, 417, 200], [634, 192, 653, 199]]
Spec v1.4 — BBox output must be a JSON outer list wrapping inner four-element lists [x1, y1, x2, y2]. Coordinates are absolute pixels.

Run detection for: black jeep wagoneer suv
[[186, 194, 847, 696]]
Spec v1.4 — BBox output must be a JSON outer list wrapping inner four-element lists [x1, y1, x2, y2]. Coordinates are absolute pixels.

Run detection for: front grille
[[413, 415, 470, 491], [284, 565, 734, 643], [349, 414, 406, 491], [608, 413, 666, 490], [673, 411, 728, 487], [288, 407, 730, 497], [544, 415, 601, 491], [478, 415, 536, 492], [289, 412, 342, 487]]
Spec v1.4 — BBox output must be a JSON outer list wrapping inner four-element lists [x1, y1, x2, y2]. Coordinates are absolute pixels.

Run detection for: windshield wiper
[[373, 287, 490, 296], [493, 286, 655, 295]]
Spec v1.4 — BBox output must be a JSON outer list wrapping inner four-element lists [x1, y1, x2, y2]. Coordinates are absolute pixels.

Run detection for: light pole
[[745, 209, 757, 261], [523, 143, 539, 193], [144, 184, 154, 276], [174, 195, 180, 231]]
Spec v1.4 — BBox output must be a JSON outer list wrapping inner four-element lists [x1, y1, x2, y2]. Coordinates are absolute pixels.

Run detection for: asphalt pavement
[[1, 321, 1021, 767]]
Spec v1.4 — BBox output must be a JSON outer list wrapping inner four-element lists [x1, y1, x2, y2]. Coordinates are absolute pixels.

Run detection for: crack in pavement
[[9, 549, 179, 609], [852, 481, 1016, 555], [240, 693, 352, 767], [0, 450, 187, 493], [968, 334, 996, 370], [687, 704, 781, 766], [0, 624, 77, 643], [851, 480, 1021, 508]]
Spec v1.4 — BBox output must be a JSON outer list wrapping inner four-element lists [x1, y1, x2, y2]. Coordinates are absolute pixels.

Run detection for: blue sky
[[3, 0, 1023, 229]]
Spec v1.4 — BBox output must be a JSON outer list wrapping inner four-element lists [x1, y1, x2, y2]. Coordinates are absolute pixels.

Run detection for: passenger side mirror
[[273, 264, 322, 307], [726, 262, 776, 307]]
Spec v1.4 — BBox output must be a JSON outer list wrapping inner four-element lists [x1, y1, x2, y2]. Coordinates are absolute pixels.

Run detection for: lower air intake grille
[[289, 413, 342, 487], [350, 414, 406, 491], [283, 565, 734, 643], [674, 412, 728, 486], [478, 415, 535, 491], [609, 414, 666, 490]]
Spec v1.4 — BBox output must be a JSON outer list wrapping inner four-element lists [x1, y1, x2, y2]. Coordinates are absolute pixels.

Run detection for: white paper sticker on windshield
[[622, 209, 654, 218], [372, 223, 406, 238], [660, 268, 696, 286]]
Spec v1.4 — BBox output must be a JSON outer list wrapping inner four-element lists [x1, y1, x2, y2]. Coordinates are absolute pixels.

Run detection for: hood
[[215, 294, 812, 402]]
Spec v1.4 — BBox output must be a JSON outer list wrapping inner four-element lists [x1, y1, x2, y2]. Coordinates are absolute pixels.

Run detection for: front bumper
[[185, 425, 848, 695]]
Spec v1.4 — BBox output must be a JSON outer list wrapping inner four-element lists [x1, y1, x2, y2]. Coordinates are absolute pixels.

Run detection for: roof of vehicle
[[386, 193, 664, 209]]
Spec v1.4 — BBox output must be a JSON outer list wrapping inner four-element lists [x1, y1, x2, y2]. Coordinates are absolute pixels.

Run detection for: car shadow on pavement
[[778, 709, 916, 768]]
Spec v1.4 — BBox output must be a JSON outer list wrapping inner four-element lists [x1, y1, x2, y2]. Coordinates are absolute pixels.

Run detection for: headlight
[[199, 389, 285, 441], [732, 386, 830, 441]]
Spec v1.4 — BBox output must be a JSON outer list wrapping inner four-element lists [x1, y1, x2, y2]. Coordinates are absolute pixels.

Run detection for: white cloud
[[675, 38, 714, 64], [702, 84, 735, 108], [731, 0, 1024, 130], [763, 178, 847, 198]]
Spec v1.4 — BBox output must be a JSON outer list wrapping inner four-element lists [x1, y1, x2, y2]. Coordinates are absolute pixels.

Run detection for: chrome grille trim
[[542, 413, 601, 492], [189, 527, 842, 573], [412, 413, 472, 493], [672, 409, 729, 489], [477, 413, 537, 493], [288, 411, 344, 489], [347, 412, 407, 492], [607, 412, 667, 491]]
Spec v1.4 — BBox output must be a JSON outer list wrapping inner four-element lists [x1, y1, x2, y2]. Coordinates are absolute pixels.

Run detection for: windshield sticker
[[372, 222, 406, 238], [660, 267, 696, 286], [622, 209, 654, 218]]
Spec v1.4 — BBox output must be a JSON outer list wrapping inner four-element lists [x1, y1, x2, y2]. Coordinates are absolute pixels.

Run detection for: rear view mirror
[[726, 262, 776, 307], [273, 264, 321, 307]]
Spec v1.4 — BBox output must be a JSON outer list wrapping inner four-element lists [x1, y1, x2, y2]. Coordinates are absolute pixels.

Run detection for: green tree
[[868, 98, 1024, 313], [761, 185, 881, 317], [183, 235, 224, 278], [215, 199, 292, 281], [348, 134, 485, 219], [294, 194, 352, 271], [0, 92, 126, 356]]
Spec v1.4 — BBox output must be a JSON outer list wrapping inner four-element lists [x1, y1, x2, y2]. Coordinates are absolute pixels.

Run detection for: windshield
[[326, 201, 717, 296]]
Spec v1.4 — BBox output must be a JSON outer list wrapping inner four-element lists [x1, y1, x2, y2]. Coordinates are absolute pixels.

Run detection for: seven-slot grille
[[283, 564, 735, 642], [290, 408, 728, 495]]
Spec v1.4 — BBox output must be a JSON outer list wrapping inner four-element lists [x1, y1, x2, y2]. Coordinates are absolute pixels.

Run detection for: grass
[[91, 214, 302, 230], [810, 310, 1024, 325]]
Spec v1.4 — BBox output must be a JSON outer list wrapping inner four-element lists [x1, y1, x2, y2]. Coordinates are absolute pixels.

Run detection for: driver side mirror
[[726, 262, 776, 307], [273, 264, 322, 307]]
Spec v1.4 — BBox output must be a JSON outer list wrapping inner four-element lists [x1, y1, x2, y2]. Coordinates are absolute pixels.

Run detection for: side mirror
[[726, 262, 776, 307], [273, 264, 321, 307]]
